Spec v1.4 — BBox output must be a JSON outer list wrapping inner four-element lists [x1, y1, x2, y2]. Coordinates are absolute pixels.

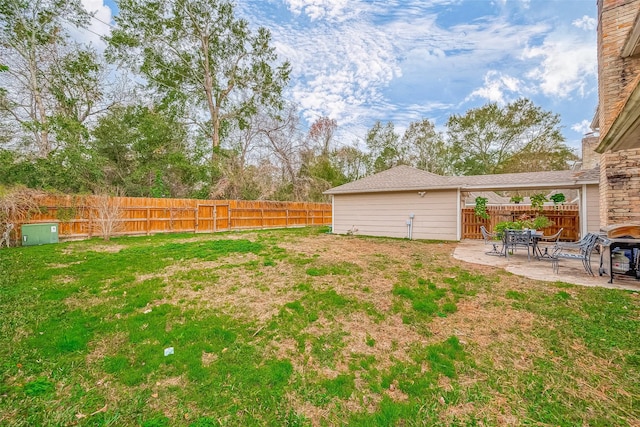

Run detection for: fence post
[[213, 204, 217, 233], [261, 208, 264, 229], [146, 208, 151, 235], [286, 209, 289, 228], [228, 207, 231, 231], [88, 207, 92, 238], [194, 207, 199, 233]]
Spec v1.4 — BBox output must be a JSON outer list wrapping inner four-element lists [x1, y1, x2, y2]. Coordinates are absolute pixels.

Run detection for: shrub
[[474, 196, 489, 220]]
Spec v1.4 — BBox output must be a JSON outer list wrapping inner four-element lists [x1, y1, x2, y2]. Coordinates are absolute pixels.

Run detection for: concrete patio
[[453, 239, 640, 292]]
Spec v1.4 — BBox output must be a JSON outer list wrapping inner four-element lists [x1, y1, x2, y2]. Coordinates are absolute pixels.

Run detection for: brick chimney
[[581, 133, 600, 170], [597, 0, 640, 226]]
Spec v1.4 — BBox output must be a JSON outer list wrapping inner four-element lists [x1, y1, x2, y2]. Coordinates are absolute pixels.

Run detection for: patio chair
[[551, 233, 600, 275], [480, 225, 503, 256], [552, 232, 595, 254], [504, 229, 532, 261], [535, 228, 563, 259]]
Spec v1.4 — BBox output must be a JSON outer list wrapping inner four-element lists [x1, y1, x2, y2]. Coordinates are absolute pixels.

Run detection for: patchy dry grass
[[1, 227, 639, 426]]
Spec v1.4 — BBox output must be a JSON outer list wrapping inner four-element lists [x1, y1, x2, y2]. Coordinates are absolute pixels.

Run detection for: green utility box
[[21, 223, 59, 246]]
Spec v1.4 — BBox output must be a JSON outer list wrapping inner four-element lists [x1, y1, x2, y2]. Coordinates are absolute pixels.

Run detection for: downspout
[[331, 195, 335, 234], [409, 213, 415, 239], [456, 188, 462, 240]]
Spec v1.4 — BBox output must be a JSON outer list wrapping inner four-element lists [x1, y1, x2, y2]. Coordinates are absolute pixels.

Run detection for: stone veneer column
[[598, 0, 640, 226]]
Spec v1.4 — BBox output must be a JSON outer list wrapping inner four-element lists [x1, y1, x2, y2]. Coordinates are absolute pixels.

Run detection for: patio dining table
[[501, 229, 545, 261]]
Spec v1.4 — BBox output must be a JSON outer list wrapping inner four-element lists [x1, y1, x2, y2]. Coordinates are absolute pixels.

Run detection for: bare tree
[[0, 185, 42, 247], [307, 116, 337, 157], [91, 190, 124, 241], [256, 105, 307, 200]]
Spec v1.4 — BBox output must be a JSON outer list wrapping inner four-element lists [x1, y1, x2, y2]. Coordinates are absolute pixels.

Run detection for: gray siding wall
[[332, 190, 458, 240]]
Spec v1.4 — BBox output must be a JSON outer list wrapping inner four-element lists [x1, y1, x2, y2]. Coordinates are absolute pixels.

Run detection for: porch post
[[581, 184, 588, 237]]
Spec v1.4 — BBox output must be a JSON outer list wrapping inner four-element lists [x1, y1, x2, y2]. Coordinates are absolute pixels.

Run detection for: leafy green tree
[[106, 0, 291, 165], [0, 147, 102, 193], [366, 121, 403, 173], [0, 0, 95, 157], [446, 99, 574, 175], [401, 118, 449, 174], [92, 105, 205, 198]]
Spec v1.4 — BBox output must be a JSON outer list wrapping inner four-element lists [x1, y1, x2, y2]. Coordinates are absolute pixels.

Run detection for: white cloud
[[275, 18, 401, 127], [282, 0, 354, 22], [572, 15, 597, 31], [466, 70, 525, 104], [571, 119, 593, 134], [66, 0, 112, 50], [523, 32, 597, 99], [274, 7, 551, 128], [238, 0, 597, 144]]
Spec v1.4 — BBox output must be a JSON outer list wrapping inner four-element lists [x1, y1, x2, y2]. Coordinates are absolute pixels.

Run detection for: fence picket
[[461, 206, 579, 241]]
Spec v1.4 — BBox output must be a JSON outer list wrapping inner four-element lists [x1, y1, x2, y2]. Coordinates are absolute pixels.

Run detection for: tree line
[[0, 0, 577, 202]]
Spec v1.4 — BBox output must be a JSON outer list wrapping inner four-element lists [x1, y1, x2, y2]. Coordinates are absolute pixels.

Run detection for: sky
[[82, 0, 598, 154]]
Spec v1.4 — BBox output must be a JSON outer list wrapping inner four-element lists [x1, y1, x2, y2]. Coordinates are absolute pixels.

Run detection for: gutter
[[595, 81, 640, 153], [324, 180, 599, 196]]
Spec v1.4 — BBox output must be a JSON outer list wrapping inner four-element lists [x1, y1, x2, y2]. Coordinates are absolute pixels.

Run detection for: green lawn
[[1, 227, 638, 426]]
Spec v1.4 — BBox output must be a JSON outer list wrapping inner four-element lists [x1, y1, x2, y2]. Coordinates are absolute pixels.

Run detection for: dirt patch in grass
[[47, 261, 84, 269], [430, 295, 544, 369], [289, 399, 330, 427], [64, 244, 128, 254], [86, 332, 129, 365], [339, 312, 426, 367], [52, 275, 77, 284], [91, 244, 127, 254], [159, 258, 304, 322], [201, 351, 218, 367], [135, 252, 262, 284], [65, 294, 116, 311], [170, 232, 260, 244], [278, 234, 441, 267]]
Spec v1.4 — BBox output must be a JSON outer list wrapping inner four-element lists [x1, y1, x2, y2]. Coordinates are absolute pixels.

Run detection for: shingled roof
[[324, 165, 599, 195]]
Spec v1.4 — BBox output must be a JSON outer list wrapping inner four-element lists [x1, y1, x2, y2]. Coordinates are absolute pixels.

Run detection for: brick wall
[[598, 0, 640, 226], [598, 0, 640, 134], [600, 151, 640, 224], [581, 134, 600, 169]]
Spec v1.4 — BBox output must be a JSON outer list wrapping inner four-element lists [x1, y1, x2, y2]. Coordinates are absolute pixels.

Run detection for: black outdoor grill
[[599, 224, 640, 283]]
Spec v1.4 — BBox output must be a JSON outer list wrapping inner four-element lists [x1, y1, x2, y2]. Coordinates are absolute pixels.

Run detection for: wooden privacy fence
[[19, 195, 332, 241], [462, 205, 580, 241]]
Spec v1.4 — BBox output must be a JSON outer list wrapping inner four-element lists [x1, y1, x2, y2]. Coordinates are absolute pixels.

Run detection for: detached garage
[[324, 165, 600, 241]]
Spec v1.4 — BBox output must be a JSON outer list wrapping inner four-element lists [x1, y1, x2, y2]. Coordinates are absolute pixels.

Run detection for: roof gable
[[325, 165, 453, 194]]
